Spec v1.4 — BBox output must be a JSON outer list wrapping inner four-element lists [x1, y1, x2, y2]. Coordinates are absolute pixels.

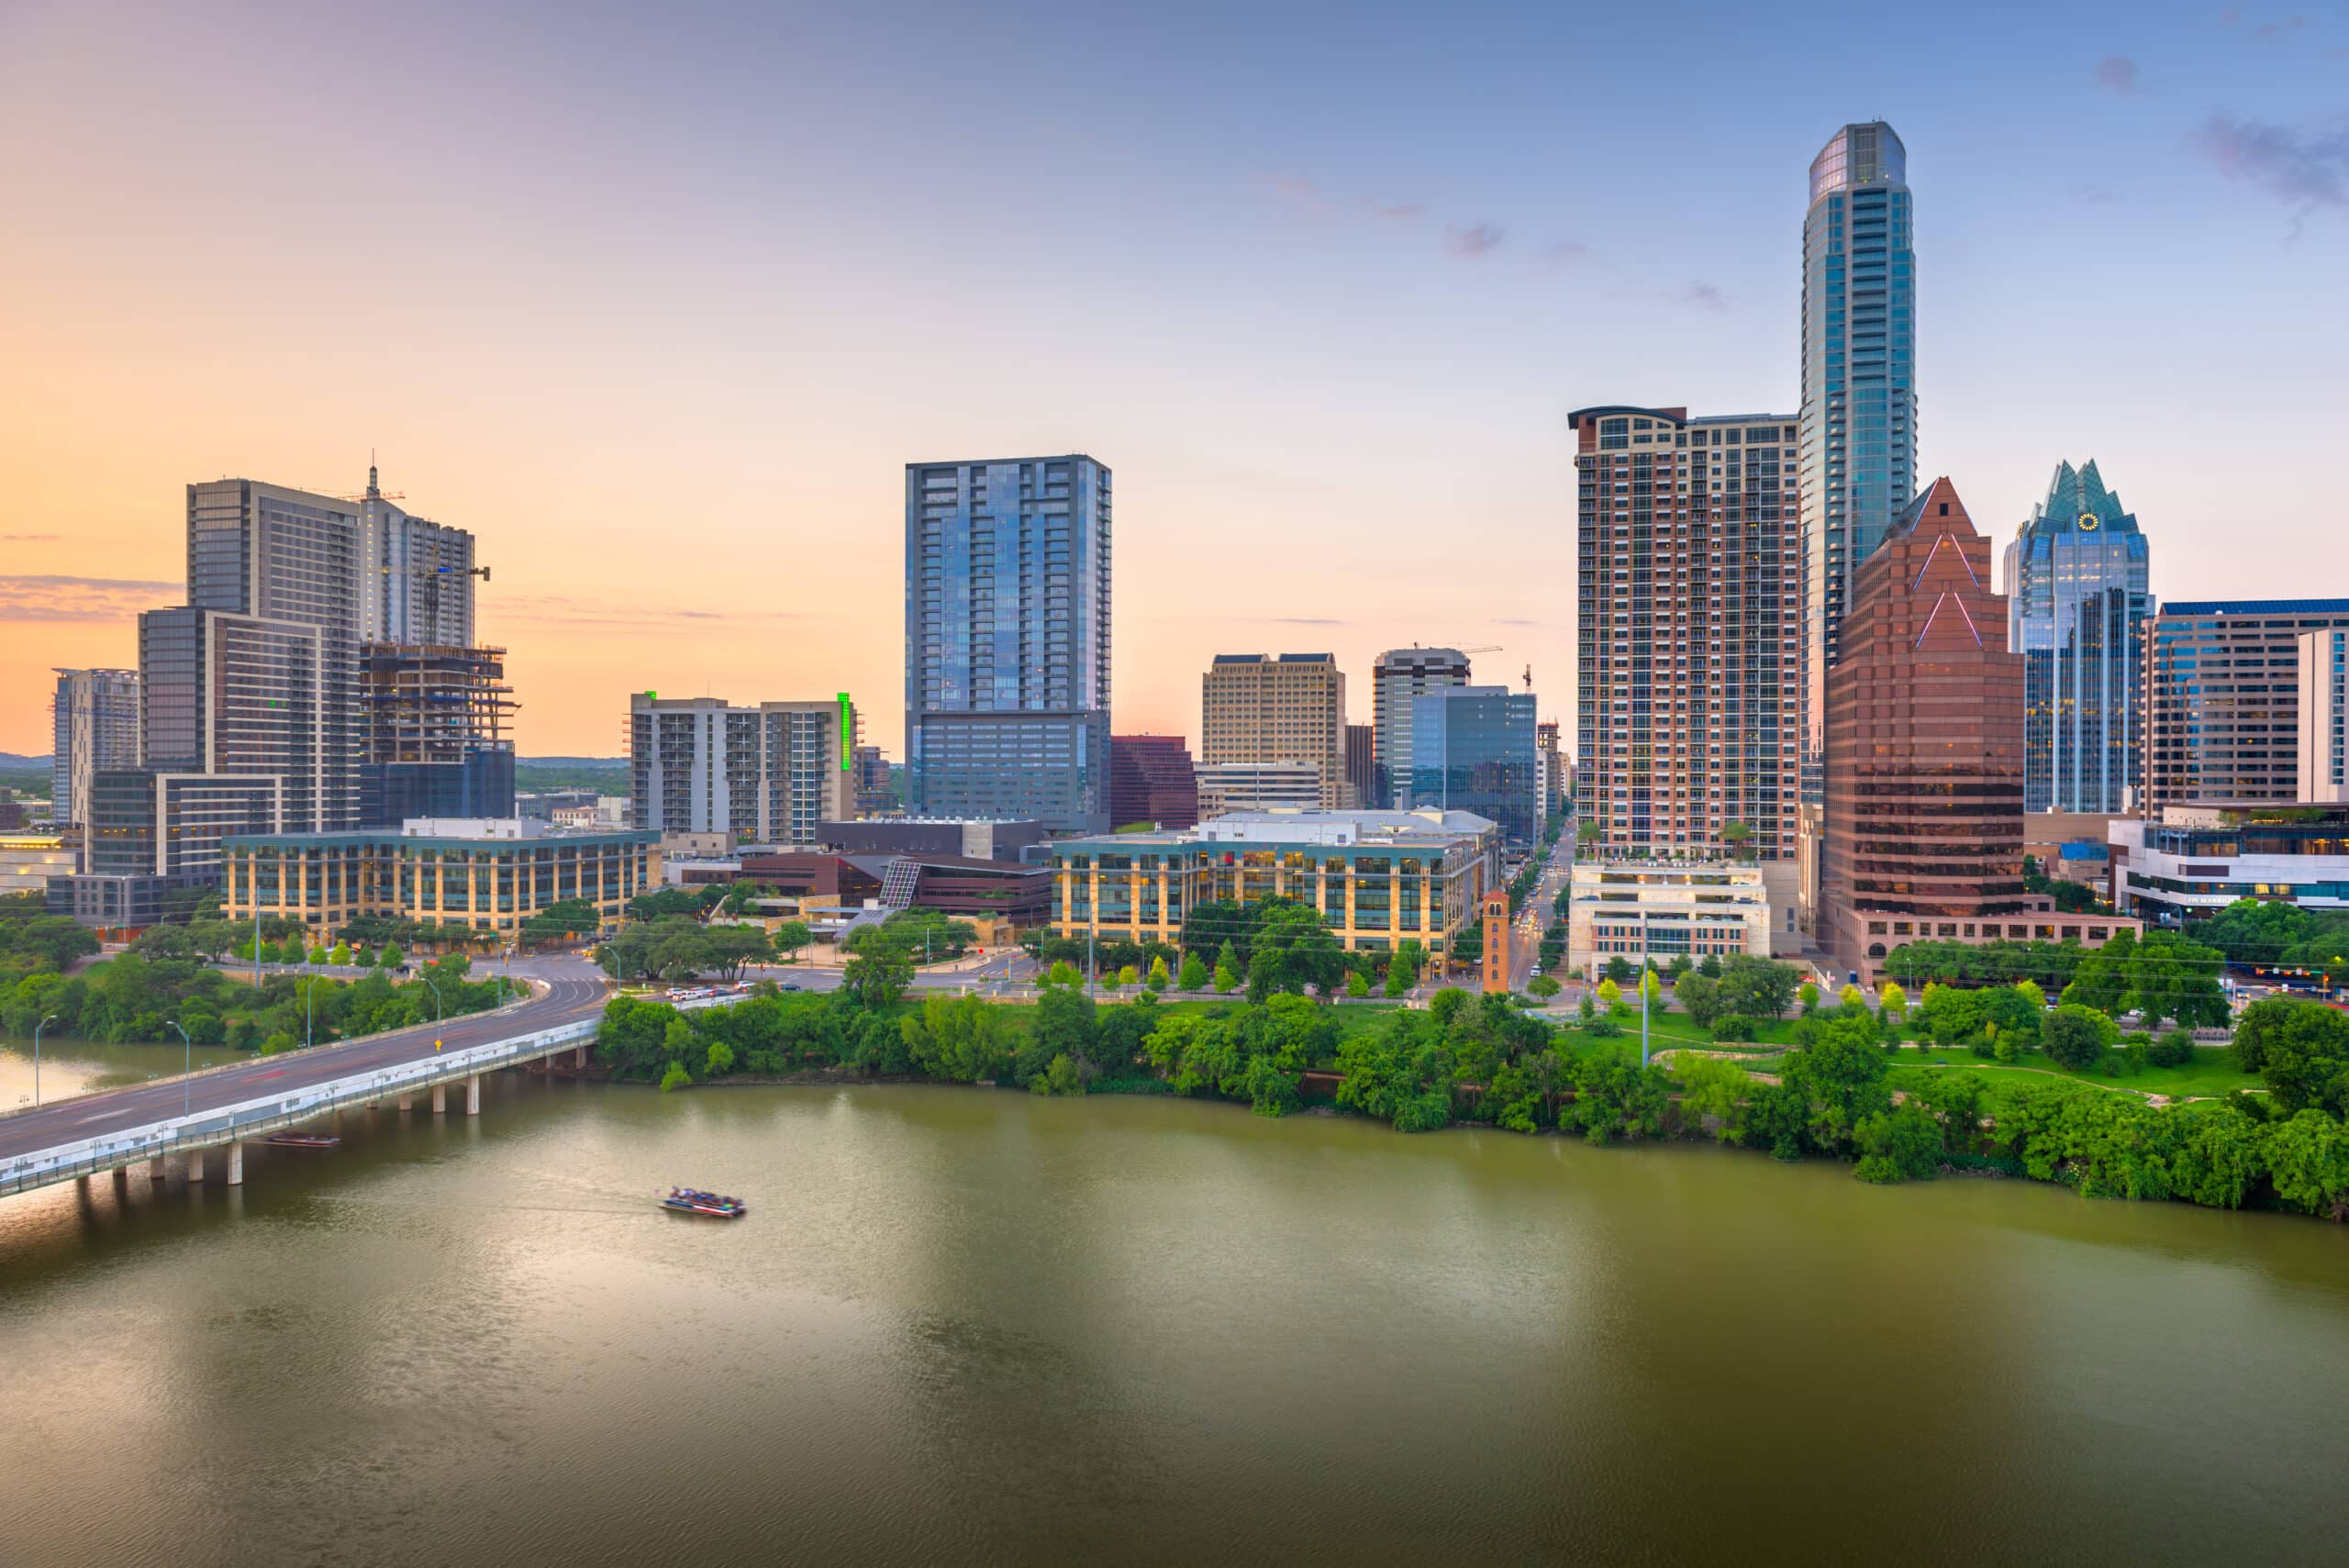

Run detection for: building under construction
[[358, 642, 517, 827]]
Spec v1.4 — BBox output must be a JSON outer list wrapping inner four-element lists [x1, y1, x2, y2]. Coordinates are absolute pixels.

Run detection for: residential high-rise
[[1343, 723, 1375, 811], [50, 667, 140, 830], [1109, 734, 1197, 829], [1821, 479, 2026, 982], [1571, 406, 1801, 862], [357, 464, 478, 646], [2143, 601, 2349, 812], [629, 695, 856, 844], [184, 476, 370, 830], [905, 455, 1111, 831], [2004, 460, 2152, 814], [1408, 684, 1539, 845], [1535, 718, 1565, 822], [1799, 119, 1917, 800], [1198, 652, 1345, 808], [1372, 647, 1470, 810]]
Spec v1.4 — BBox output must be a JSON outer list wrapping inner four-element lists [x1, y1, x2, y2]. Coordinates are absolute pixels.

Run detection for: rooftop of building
[[225, 817, 659, 851], [2156, 600, 2349, 617], [1061, 807, 1497, 851], [906, 453, 1106, 473], [1209, 651, 1334, 664]]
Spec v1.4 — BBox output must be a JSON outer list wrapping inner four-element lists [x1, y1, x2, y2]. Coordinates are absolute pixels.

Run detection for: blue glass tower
[[2004, 461, 2152, 814], [905, 455, 1112, 831], [1799, 121, 1915, 799], [1408, 685, 1538, 846]]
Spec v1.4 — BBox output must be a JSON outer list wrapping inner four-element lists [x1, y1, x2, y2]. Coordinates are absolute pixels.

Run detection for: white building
[[1566, 860, 1775, 977], [1193, 760, 1321, 818], [629, 694, 854, 845], [2111, 803, 2349, 921], [2297, 630, 2349, 805]]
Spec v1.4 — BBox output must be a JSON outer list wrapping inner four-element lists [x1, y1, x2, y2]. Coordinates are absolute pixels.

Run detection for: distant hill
[[0, 753, 50, 770], [515, 756, 629, 795]]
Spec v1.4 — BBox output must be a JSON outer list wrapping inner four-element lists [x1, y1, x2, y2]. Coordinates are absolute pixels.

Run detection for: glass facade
[[905, 456, 1111, 830], [1800, 121, 1916, 801], [1408, 686, 1539, 845], [2003, 461, 2152, 813]]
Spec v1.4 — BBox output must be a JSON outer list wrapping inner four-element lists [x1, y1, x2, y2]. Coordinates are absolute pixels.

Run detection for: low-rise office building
[[814, 817, 1047, 863], [1566, 861, 1775, 977], [1047, 807, 1498, 957], [222, 817, 661, 936], [1194, 760, 1321, 817], [2111, 803, 2349, 923], [1, 831, 76, 897]]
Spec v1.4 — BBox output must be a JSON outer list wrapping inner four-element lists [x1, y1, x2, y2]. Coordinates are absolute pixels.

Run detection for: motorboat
[[659, 1186, 746, 1218], [263, 1132, 340, 1149]]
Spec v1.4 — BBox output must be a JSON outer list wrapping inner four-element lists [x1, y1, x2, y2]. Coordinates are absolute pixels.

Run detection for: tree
[[1675, 972, 1723, 1029], [1595, 977, 1623, 1011], [701, 925, 775, 981], [1345, 971, 1371, 999], [2266, 1108, 2349, 1220], [2043, 1003, 2118, 1072], [2250, 1001, 2349, 1117], [1176, 951, 1207, 992], [1854, 1104, 1943, 1184], [1146, 955, 1171, 991], [1839, 983, 1866, 1010], [1027, 987, 1099, 1086], [1528, 974, 1561, 999], [1603, 956, 1635, 984], [841, 929, 914, 1009], [1213, 958, 1238, 995], [1798, 982, 1820, 1014], [1717, 956, 1799, 1021], [771, 920, 814, 964], [2151, 1027, 2197, 1069], [1674, 1054, 1753, 1143], [1878, 981, 1908, 1022], [660, 1062, 692, 1092]]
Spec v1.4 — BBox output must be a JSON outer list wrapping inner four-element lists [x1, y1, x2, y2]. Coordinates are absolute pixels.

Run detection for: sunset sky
[[3, 0, 2344, 760]]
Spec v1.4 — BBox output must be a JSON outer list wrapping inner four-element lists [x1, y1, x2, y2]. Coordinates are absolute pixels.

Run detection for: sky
[[2, 0, 2345, 761]]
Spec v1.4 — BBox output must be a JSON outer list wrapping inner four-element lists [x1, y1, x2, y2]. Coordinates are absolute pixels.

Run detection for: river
[[2, 1039, 2346, 1566]]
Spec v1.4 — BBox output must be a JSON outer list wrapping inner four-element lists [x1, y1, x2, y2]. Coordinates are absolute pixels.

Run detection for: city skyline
[[5, 2, 2347, 756]]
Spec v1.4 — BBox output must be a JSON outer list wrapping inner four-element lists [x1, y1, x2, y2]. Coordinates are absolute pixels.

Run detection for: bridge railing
[[0, 990, 744, 1198]]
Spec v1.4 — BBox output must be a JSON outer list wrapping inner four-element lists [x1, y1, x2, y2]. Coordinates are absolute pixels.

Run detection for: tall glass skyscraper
[[1799, 120, 1916, 799], [2004, 461, 2152, 814], [1408, 685, 1538, 846], [905, 455, 1112, 831]]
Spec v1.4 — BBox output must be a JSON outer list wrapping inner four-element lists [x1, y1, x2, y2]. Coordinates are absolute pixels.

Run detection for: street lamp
[[32, 1013, 58, 1107], [168, 1019, 191, 1115], [421, 974, 442, 1024]]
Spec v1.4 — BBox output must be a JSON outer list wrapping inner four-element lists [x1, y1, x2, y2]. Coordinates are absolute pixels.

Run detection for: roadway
[[0, 956, 611, 1165], [1508, 827, 1575, 994]]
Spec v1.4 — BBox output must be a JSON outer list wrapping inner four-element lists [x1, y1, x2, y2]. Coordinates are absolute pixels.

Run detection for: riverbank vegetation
[[598, 963, 2349, 1221]]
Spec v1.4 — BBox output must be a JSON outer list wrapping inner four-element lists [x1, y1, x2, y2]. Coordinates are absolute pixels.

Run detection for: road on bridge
[[0, 957, 612, 1166]]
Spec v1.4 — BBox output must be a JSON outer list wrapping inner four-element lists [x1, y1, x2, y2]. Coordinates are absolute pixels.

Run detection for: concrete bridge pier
[[188, 1149, 205, 1183], [226, 1142, 242, 1186], [431, 1084, 447, 1117], [148, 1155, 164, 1181], [398, 1094, 412, 1114], [574, 1046, 587, 1069], [465, 1074, 481, 1116]]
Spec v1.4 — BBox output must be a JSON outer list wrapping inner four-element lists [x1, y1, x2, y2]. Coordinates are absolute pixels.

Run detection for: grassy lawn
[[1885, 1043, 2257, 1101]]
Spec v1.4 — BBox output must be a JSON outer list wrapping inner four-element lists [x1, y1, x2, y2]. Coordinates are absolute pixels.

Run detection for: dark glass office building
[[1408, 685, 1539, 845]]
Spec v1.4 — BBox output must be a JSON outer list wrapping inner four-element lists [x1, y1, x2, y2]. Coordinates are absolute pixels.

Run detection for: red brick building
[[1821, 478, 2032, 982], [1109, 734, 1198, 830]]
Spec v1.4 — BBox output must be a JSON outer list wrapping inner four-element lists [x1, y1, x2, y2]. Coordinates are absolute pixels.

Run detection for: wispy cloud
[[494, 594, 823, 630], [1675, 281, 1729, 313], [1535, 239, 1590, 270], [0, 573, 178, 622], [0, 532, 62, 542], [2094, 55, 2140, 93], [2193, 112, 2349, 221], [2072, 182, 2121, 204], [1445, 222, 1505, 258], [2254, 15, 2309, 39]]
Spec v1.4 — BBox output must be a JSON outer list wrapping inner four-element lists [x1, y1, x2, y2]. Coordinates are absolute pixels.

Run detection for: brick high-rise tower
[[1820, 477, 2026, 982]]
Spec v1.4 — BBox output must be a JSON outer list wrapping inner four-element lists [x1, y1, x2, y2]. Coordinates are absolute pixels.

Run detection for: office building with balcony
[[2143, 600, 2349, 813], [1799, 119, 1917, 800], [1571, 406, 1801, 864], [222, 817, 660, 937], [906, 455, 1111, 831], [1109, 734, 1198, 830], [1566, 861, 1775, 977], [2111, 803, 2349, 923], [1199, 653, 1346, 808], [2004, 460, 2151, 813], [1047, 807, 1500, 957], [1820, 479, 2032, 982], [1371, 647, 1470, 809], [629, 693, 855, 845], [852, 744, 896, 817]]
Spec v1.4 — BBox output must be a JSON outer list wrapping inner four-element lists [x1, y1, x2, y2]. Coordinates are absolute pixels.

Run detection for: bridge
[[0, 958, 621, 1198]]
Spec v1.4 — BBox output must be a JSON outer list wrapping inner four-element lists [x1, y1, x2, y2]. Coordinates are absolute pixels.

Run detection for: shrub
[[2151, 1028, 2197, 1068], [1711, 1014, 1759, 1043], [1528, 974, 1561, 999], [659, 1062, 692, 1093], [1345, 972, 1370, 999]]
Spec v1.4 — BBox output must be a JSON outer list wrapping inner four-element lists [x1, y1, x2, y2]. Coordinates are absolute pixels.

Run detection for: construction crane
[[1522, 663, 1534, 692], [417, 562, 489, 635]]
